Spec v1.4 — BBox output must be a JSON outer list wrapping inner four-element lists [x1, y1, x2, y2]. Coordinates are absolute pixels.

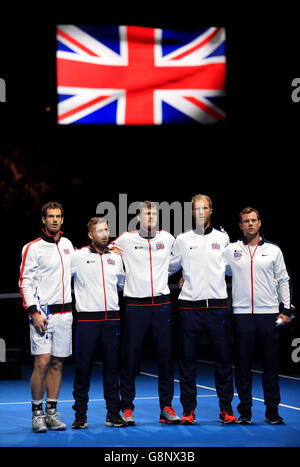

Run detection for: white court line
[[197, 358, 300, 381], [1, 369, 299, 411], [0, 395, 216, 406], [140, 371, 300, 412]]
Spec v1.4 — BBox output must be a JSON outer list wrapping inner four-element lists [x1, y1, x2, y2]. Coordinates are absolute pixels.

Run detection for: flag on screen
[[56, 25, 226, 125]]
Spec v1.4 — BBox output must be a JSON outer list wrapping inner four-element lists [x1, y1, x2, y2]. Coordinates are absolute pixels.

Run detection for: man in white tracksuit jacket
[[111, 201, 180, 426], [223, 206, 292, 425], [71, 217, 127, 429], [169, 194, 237, 424], [19, 202, 74, 433]]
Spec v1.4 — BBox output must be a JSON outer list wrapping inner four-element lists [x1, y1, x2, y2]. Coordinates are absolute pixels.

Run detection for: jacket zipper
[[100, 254, 108, 318], [56, 244, 65, 312], [147, 238, 154, 304], [250, 257, 254, 313], [247, 241, 259, 313]]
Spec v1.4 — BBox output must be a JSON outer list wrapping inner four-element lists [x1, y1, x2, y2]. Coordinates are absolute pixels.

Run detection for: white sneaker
[[122, 409, 136, 426], [159, 406, 181, 424], [45, 408, 67, 430], [32, 409, 47, 433]]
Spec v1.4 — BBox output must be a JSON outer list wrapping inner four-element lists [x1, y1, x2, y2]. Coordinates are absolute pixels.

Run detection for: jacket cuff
[[27, 305, 38, 317], [281, 307, 292, 317]]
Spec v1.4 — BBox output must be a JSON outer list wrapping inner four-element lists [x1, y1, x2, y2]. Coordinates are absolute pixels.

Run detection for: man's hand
[[32, 313, 48, 333], [110, 245, 123, 256], [277, 313, 291, 325], [179, 277, 184, 289]]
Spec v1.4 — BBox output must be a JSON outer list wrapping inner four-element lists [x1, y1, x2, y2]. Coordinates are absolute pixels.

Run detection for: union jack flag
[[56, 25, 226, 125]]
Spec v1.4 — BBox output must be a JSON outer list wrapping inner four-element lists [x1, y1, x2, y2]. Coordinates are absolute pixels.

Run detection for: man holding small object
[[19, 202, 74, 432], [223, 207, 293, 424]]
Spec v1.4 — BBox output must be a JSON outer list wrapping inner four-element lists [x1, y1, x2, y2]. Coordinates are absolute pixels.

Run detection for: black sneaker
[[105, 412, 128, 427], [265, 408, 284, 425], [237, 414, 252, 424], [72, 413, 88, 429]]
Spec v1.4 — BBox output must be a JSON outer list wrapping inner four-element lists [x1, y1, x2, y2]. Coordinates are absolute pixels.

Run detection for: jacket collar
[[138, 227, 156, 239], [41, 228, 63, 243], [193, 224, 213, 236], [242, 235, 265, 246], [88, 244, 110, 254]]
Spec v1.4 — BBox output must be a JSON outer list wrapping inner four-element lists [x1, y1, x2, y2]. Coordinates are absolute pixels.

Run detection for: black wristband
[[28, 305, 38, 317]]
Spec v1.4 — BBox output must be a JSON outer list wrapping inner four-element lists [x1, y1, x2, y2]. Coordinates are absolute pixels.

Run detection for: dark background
[[0, 6, 299, 371]]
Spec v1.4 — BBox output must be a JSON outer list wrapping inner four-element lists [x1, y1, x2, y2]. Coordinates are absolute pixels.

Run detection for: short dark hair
[[41, 201, 64, 219], [239, 206, 260, 222], [138, 200, 158, 214], [87, 217, 108, 232]]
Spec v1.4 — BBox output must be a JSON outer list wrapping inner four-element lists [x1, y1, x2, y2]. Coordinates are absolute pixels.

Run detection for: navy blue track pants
[[72, 320, 121, 415], [179, 307, 234, 413], [233, 314, 281, 414], [120, 303, 175, 411]]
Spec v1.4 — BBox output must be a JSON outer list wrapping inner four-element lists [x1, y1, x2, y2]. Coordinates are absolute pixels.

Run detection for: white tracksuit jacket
[[169, 226, 230, 303], [222, 237, 291, 314], [71, 245, 124, 314], [111, 229, 175, 304], [19, 230, 74, 315]]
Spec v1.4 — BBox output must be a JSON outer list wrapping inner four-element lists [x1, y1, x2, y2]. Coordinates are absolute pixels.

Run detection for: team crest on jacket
[[234, 250, 242, 260], [156, 242, 165, 249], [63, 249, 70, 254], [107, 258, 115, 265], [212, 243, 220, 249]]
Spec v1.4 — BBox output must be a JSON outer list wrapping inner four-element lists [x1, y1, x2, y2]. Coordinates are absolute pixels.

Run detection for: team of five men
[[19, 195, 293, 432]]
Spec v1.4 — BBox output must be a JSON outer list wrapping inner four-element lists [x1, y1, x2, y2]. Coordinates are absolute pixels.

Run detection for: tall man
[[19, 202, 74, 432], [223, 207, 292, 424], [169, 194, 237, 424], [71, 217, 127, 428], [111, 201, 180, 425]]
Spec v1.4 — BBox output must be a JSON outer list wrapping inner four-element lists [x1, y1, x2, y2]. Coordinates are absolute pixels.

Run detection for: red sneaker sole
[[159, 419, 181, 424]]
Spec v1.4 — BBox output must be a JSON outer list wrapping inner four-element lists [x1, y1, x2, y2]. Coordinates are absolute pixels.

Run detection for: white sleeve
[[222, 245, 232, 276], [19, 244, 38, 311], [70, 251, 77, 278], [110, 232, 127, 251], [274, 248, 291, 310], [168, 237, 182, 276], [116, 257, 125, 290]]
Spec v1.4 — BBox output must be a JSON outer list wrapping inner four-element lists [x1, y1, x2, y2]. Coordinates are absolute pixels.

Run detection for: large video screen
[[56, 25, 226, 125]]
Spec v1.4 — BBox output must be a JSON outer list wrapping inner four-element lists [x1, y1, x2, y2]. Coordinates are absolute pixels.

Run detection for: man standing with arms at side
[[71, 217, 127, 428], [111, 201, 180, 426], [19, 202, 74, 432], [169, 194, 237, 425], [223, 207, 293, 424]]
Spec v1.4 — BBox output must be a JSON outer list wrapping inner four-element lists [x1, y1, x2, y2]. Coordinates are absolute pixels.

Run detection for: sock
[[46, 399, 57, 411], [32, 400, 43, 412]]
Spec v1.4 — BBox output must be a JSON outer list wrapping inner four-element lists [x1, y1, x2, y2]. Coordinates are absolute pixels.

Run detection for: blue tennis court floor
[[0, 359, 300, 448]]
